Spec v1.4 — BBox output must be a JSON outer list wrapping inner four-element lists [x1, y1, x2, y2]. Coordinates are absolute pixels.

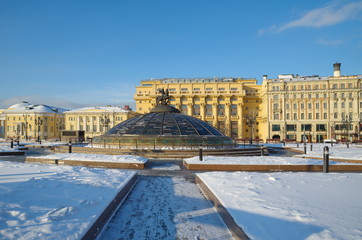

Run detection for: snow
[[29, 153, 148, 163], [287, 143, 362, 161], [0, 143, 23, 152], [0, 160, 136, 240], [185, 155, 357, 165], [65, 106, 129, 113], [197, 171, 362, 240], [5, 102, 67, 113]]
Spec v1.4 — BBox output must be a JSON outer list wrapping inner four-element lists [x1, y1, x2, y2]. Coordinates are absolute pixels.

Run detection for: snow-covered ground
[[0, 143, 23, 152], [29, 153, 148, 163], [285, 143, 362, 160], [185, 155, 358, 165], [198, 171, 362, 240], [0, 160, 136, 240]]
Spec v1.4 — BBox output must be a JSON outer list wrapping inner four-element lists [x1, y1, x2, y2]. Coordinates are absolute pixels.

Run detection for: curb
[[196, 175, 250, 240], [184, 161, 362, 172], [82, 174, 138, 240], [25, 157, 146, 169]]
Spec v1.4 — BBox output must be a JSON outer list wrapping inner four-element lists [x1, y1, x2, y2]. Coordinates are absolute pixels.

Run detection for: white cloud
[[317, 38, 343, 46], [259, 1, 362, 34]]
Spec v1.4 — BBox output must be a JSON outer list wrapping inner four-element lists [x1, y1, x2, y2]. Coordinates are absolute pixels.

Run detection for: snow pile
[[0, 161, 136, 240], [288, 143, 362, 160], [185, 156, 353, 165], [30, 153, 148, 163], [198, 172, 362, 240]]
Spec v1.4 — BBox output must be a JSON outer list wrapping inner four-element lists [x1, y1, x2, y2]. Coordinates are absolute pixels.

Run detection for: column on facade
[[237, 102, 243, 139], [200, 102, 206, 121], [225, 102, 231, 137], [212, 103, 218, 127], [187, 103, 193, 116]]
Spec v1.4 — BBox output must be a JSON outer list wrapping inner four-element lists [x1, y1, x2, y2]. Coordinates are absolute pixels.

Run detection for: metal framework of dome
[[92, 89, 233, 149]]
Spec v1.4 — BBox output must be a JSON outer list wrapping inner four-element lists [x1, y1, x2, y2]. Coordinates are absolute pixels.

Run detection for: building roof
[[65, 106, 129, 113], [5, 102, 67, 114]]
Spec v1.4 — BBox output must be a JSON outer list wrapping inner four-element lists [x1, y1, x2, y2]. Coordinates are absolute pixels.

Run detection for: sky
[[0, 0, 361, 110]]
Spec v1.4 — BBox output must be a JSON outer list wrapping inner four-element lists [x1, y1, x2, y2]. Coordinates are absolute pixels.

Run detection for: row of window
[[272, 123, 355, 132], [272, 82, 357, 91], [274, 112, 358, 120], [273, 92, 360, 100], [68, 116, 123, 122], [273, 101, 360, 110]]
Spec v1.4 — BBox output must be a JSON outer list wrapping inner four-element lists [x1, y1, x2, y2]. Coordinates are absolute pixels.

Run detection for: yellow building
[[64, 106, 138, 139], [0, 109, 6, 139], [4, 102, 66, 141], [261, 63, 362, 142], [134, 77, 264, 140]]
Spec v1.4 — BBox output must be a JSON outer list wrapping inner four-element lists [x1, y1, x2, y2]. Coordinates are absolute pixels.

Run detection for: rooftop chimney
[[333, 62, 341, 77]]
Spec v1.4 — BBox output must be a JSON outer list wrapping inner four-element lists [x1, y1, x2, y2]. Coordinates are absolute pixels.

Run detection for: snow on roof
[[6, 102, 67, 114], [65, 106, 129, 113]]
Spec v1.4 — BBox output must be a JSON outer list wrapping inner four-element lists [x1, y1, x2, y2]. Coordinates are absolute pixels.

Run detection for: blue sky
[[1, 0, 361, 109]]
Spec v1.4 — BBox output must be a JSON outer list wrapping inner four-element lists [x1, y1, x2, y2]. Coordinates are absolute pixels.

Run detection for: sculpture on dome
[[156, 88, 171, 105]]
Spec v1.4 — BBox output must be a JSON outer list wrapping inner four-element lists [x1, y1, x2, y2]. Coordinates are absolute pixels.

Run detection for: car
[[324, 139, 337, 143]]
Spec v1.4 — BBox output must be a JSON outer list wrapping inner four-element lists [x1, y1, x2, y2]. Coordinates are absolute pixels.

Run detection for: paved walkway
[[98, 161, 234, 240]]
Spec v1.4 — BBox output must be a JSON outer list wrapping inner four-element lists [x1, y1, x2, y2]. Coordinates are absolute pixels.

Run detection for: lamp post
[[100, 113, 110, 133], [342, 115, 352, 148], [35, 117, 43, 142], [56, 118, 65, 140], [245, 114, 256, 145]]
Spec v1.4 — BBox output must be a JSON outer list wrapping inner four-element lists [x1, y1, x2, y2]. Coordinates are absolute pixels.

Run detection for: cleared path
[[98, 161, 234, 240]]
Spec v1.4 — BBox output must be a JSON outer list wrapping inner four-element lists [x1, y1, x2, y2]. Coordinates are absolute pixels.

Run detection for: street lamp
[[342, 115, 352, 148], [245, 114, 256, 145], [35, 117, 43, 142], [56, 118, 65, 140]]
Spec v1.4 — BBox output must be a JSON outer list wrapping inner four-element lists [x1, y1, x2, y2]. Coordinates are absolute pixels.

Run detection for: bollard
[[297, 142, 299, 148], [304, 142, 307, 154], [323, 146, 329, 173], [347, 141, 349, 148], [17, 140, 19, 146], [68, 141, 72, 153], [310, 143, 313, 151], [260, 146, 264, 156], [10, 140, 13, 148], [199, 145, 203, 161]]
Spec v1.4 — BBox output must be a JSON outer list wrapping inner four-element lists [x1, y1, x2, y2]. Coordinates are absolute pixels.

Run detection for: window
[[334, 113, 338, 119], [231, 104, 237, 115], [193, 104, 200, 115], [273, 95, 279, 100], [341, 83, 345, 89], [272, 124, 281, 131], [301, 103, 304, 109], [206, 104, 212, 116], [302, 124, 312, 131], [348, 83, 353, 88], [316, 103, 319, 109], [273, 103, 279, 110], [273, 113, 279, 120], [218, 104, 225, 115], [308, 94, 311, 99], [286, 124, 296, 131], [293, 113, 297, 120], [341, 93, 345, 98], [334, 102, 337, 108], [349, 102, 353, 108], [181, 88, 188, 92], [316, 124, 326, 131], [332, 84, 337, 89], [323, 93, 327, 98], [316, 113, 319, 119], [308, 113, 312, 119], [286, 104, 290, 109], [341, 102, 345, 108], [324, 113, 327, 119], [181, 104, 187, 114], [301, 113, 304, 119], [323, 102, 327, 108], [308, 103, 312, 109]]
